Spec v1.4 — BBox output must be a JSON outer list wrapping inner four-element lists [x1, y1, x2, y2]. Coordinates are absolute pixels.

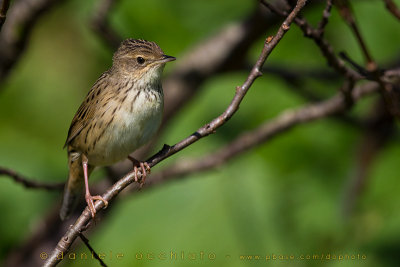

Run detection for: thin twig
[[0, 167, 64, 190], [260, 0, 360, 80], [0, 0, 65, 82], [334, 0, 373, 62], [78, 233, 108, 267], [339, 51, 371, 78], [334, 0, 399, 117], [383, 0, 400, 20], [317, 0, 333, 35], [43, 1, 308, 265]]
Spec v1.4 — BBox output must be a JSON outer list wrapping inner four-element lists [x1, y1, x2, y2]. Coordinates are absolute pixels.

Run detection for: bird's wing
[[64, 71, 111, 148]]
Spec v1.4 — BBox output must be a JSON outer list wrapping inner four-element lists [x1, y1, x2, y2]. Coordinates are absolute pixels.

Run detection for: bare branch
[[43, 1, 308, 265], [0, 0, 65, 82], [317, 0, 333, 34], [334, 0, 373, 63], [78, 233, 108, 267], [147, 81, 380, 187], [334, 0, 400, 117], [383, 0, 400, 20], [0, 167, 64, 190], [261, 0, 360, 80]]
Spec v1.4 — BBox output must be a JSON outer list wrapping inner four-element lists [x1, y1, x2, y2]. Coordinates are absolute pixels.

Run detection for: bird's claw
[[134, 162, 151, 188], [128, 156, 151, 187], [85, 194, 108, 218]]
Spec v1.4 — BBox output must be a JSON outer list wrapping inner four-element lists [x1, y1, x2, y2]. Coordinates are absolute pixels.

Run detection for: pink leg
[[82, 155, 108, 218], [128, 156, 151, 188]]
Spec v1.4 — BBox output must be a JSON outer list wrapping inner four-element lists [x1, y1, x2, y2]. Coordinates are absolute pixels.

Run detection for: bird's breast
[[87, 87, 163, 166]]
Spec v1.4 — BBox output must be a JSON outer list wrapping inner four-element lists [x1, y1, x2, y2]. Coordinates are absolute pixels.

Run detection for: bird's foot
[[128, 156, 151, 188], [85, 194, 108, 218], [134, 162, 151, 188]]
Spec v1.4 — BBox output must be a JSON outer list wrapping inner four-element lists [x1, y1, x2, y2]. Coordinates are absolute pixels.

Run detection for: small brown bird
[[60, 39, 175, 220]]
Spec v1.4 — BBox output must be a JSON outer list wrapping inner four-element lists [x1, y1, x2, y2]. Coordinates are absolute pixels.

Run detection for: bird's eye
[[136, 57, 145, 64]]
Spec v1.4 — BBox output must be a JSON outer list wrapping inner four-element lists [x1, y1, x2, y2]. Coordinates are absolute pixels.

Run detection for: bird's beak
[[159, 55, 176, 63]]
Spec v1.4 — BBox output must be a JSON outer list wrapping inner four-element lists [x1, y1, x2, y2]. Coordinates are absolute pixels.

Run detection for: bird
[[60, 39, 176, 220]]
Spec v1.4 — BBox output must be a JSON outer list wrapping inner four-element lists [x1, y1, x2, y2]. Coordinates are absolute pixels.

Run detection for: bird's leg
[[82, 154, 108, 218], [127, 155, 151, 188]]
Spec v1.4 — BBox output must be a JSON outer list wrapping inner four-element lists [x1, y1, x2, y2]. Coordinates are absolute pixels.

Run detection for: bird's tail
[[60, 155, 92, 220]]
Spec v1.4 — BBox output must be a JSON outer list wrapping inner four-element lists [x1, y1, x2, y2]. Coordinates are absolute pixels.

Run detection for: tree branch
[[146, 80, 380, 187], [78, 233, 108, 267], [0, 0, 65, 82], [43, 1, 308, 265], [261, 0, 360, 80], [335, 0, 400, 117], [383, 0, 400, 20], [0, 167, 64, 190], [317, 0, 333, 34]]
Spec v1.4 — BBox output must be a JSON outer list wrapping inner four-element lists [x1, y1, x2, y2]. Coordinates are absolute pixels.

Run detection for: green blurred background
[[1, 0, 400, 266]]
